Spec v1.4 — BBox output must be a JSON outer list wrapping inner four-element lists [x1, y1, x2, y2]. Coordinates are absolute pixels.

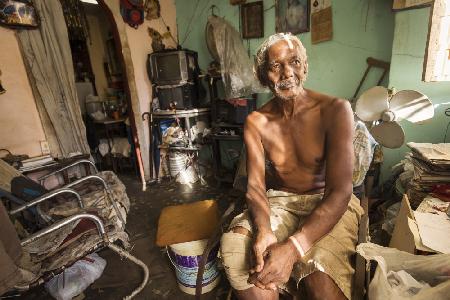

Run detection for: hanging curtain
[[17, 0, 90, 158]]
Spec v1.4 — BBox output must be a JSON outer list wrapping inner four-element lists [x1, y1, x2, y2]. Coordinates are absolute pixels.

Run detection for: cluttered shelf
[[152, 108, 210, 118]]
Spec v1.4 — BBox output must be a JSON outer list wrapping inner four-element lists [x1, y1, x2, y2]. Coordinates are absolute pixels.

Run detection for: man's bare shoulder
[[245, 98, 277, 129], [306, 89, 353, 125]]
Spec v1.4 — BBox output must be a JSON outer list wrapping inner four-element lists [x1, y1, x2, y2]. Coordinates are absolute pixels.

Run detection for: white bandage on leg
[[220, 231, 254, 290]]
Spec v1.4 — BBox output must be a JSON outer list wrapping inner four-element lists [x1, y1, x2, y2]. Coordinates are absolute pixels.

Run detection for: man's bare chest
[[260, 120, 326, 172]]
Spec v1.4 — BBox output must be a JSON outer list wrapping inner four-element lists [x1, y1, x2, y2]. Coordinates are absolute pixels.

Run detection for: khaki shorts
[[220, 190, 363, 299]]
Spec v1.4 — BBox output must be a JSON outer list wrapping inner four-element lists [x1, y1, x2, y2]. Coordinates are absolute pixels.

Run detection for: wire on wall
[[443, 108, 450, 142], [264, 4, 275, 12], [180, 0, 214, 46]]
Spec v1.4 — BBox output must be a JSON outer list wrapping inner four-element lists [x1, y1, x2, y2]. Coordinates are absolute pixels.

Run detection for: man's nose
[[281, 64, 294, 79]]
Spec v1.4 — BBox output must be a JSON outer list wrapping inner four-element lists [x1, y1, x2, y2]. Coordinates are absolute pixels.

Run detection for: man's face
[[266, 40, 306, 101]]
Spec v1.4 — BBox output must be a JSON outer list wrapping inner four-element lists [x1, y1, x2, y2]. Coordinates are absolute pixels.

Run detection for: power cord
[[444, 108, 450, 142]]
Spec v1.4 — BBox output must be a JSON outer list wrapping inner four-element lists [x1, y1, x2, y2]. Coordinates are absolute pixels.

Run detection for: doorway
[[61, 0, 137, 175]]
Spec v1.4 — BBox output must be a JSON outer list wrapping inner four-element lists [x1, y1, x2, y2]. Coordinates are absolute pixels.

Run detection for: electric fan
[[355, 86, 434, 148]]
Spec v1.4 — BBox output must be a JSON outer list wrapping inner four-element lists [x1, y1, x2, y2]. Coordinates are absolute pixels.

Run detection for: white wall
[[0, 27, 47, 158]]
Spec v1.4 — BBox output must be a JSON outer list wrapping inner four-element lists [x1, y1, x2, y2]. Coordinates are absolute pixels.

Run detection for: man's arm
[[292, 98, 354, 252], [244, 114, 270, 232], [244, 114, 277, 275]]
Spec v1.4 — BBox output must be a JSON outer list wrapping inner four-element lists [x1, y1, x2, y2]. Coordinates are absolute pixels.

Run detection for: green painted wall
[[175, 0, 395, 102], [175, 0, 395, 170], [380, 8, 450, 179]]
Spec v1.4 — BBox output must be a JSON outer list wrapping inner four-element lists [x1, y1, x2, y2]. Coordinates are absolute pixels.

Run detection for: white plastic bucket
[[168, 239, 220, 295]]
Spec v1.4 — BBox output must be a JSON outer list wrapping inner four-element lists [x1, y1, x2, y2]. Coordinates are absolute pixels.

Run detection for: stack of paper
[[414, 210, 450, 254], [19, 155, 54, 172], [406, 143, 450, 208]]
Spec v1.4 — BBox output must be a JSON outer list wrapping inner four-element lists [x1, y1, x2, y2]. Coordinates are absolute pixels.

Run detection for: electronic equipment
[[147, 50, 198, 85], [355, 86, 434, 148], [214, 98, 256, 124], [156, 83, 198, 110]]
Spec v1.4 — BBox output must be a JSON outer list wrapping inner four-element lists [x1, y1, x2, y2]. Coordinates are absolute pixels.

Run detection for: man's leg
[[223, 227, 279, 300], [303, 271, 346, 300], [234, 286, 279, 300]]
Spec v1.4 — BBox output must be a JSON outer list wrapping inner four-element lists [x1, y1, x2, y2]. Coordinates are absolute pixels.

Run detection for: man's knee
[[231, 226, 252, 237], [303, 271, 346, 300], [220, 227, 254, 291]]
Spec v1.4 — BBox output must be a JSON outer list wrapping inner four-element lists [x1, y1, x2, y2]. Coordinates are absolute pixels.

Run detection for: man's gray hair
[[254, 33, 308, 87]]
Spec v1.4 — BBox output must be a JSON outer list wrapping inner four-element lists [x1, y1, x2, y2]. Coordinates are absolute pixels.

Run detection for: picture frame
[[241, 1, 264, 39], [0, 0, 39, 28], [392, 0, 432, 12], [276, 0, 310, 34]]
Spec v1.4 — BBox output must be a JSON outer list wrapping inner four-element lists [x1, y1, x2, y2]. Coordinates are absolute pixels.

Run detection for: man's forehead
[[267, 40, 302, 62]]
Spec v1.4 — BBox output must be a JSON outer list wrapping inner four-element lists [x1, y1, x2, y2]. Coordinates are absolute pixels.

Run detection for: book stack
[[406, 142, 450, 208]]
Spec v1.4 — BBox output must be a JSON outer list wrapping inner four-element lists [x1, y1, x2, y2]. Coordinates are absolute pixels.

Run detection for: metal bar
[[64, 175, 125, 227], [185, 115, 192, 147], [38, 159, 98, 182], [142, 112, 155, 181], [64, 174, 106, 189], [20, 213, 107, 246], [107, 244, 149, 299], [9, 188, 83, 215]]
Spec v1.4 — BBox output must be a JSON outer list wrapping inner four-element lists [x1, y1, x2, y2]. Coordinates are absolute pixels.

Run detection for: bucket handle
[[166, 246, 196, 276]]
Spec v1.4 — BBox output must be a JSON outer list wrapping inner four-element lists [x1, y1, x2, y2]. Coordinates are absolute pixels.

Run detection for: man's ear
[[260, 72, 269, 87]]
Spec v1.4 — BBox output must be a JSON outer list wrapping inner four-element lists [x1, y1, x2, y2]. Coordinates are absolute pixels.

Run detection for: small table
[[93, 118, 127, 172], [152, 108, 210, 149], [93, 117, 127, 151], [147, 108, 210, 180]]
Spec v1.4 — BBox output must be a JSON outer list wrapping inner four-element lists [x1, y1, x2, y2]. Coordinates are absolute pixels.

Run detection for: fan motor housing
[[381, 110, 396, 122]]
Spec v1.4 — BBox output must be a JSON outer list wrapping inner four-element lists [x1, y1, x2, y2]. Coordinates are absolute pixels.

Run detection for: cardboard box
[[389, 195, 435, 254]]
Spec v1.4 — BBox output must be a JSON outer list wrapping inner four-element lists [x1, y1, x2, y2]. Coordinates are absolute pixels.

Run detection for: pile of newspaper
[[406, 142, 450, 208]]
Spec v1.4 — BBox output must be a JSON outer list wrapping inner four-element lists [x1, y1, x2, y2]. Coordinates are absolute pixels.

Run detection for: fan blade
[[389, 90, 434, 123], [355, 86, 389, 121], [370, 121, 405, 149]]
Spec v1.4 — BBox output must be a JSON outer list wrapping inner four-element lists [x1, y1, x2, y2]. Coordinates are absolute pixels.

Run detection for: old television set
[[147, 50, 198, 85]]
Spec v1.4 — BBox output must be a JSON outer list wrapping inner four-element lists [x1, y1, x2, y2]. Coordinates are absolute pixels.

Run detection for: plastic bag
[[45, 253, 107, 300], [207, 16, 265, 99], [357, 243, 450, 300]]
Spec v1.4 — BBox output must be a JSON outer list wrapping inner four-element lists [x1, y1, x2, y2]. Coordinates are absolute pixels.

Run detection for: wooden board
[[156, 200, 219, 247], [393, 0, 432, 11]]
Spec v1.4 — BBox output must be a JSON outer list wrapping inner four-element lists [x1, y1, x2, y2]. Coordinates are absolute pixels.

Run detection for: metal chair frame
[[2, 159, 149, 299]]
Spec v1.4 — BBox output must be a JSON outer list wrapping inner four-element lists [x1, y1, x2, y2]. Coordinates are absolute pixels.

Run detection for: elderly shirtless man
[[220, 33, 363, 299]]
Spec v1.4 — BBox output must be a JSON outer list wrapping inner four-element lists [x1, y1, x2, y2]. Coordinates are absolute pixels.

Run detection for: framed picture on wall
[[0, 0, 39, 28], [241, 1, 264, 39], [276, 0, 310, 34]]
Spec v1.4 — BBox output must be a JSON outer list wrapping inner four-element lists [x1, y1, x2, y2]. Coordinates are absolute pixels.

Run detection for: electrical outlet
[[40, 140, 50, 155]]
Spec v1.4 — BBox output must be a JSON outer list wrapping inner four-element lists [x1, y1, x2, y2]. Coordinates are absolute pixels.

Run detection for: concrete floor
[[21, 174, 237, 300], [16, 173, 380, 299]]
